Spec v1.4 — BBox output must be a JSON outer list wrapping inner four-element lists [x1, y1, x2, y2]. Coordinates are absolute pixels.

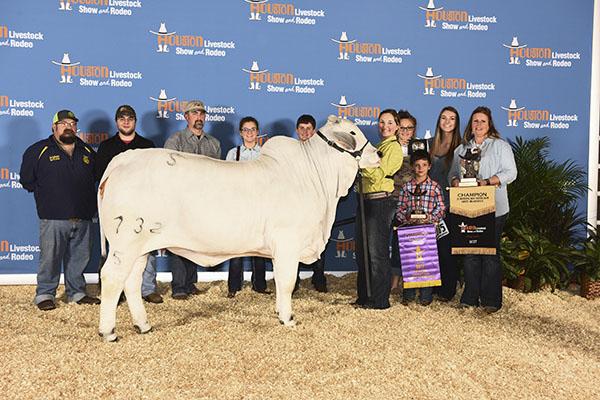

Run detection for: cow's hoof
[[99, 329, 118, 342], [279, 315, 296, 327], [134, 324, 152, 335]]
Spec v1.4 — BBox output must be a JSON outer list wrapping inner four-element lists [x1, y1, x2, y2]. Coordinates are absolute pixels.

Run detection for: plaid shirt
[[396, 176, 445, 225]]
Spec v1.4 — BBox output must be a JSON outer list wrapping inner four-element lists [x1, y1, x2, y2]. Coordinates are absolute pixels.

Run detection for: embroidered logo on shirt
[[82, 155, 90, 164], [49, 155, 60, 162]]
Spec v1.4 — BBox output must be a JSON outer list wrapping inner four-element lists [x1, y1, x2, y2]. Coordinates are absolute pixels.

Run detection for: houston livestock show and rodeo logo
[[0, 24, 44, 49], [245, 0, 326, 25], [58, 0, 142, 16], [417, 67, 495, 99], [419, 0, 498, 31], [0, 167, 22, 191], [0, 238, 40, 262], [501, 99, 578, 131], [242, 61, 325, 94], [51, 53, 143, 88], [330, 96, 380, 127], [330, 230, 356, 260], [330, 32, 411, 64], [149, 22, 236, 58], [149, 89, 235, 122], [0, 170, 39, 261], [502, 36, 581, 69], [0, 94, 45, 118]]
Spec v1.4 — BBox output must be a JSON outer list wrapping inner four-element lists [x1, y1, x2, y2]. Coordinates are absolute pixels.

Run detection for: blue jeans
[[227, 257, 267, 292], [402, 287, 433, 303], [141, 253, 158, 297], [355, 196, 396, 309], [460, 214, 508, 309], [35, 219, 92, 304]]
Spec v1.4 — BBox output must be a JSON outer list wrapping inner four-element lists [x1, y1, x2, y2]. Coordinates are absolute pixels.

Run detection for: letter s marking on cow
[[112, 251, 122, 265], [134, 218, 144, 234], [166, 153, 184, 166], [149, 222, 162, 234], [114, 216, 123, 234]]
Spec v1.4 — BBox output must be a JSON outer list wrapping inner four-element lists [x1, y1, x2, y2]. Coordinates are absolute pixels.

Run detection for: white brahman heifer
[[97, 115, 380, 341]]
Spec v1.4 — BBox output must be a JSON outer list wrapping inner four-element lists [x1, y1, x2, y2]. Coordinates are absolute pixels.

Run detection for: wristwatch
[[485, 178, 490, 186]]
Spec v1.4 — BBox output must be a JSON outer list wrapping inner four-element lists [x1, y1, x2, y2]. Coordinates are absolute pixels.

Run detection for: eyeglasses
[[399, 126, 415, 132], [56, 121, 77, 128], [241, 127, 258, 133]]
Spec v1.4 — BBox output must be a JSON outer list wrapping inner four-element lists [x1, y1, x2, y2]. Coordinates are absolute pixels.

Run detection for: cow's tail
[[97, 152, 130, 261], [98, 178, 108, 261]]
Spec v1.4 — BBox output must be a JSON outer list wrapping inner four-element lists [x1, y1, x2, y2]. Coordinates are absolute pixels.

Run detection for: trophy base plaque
[[459, 178, 478, 187]]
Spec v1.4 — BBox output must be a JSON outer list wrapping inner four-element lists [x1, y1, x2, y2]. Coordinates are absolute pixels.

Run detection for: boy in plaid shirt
[[396, 150, 445, 306]]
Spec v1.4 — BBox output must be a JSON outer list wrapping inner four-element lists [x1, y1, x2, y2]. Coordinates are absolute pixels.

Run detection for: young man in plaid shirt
[[396, 150, 446, 306]]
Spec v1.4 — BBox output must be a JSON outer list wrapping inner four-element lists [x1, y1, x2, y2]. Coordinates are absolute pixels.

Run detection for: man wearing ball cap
[[164, 100, 221, 299], [95, 105, 163, 304], [19, 109, 100, 311]]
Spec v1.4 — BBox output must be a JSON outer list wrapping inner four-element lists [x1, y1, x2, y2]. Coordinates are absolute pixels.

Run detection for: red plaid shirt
[[396, 176, 445, 225]]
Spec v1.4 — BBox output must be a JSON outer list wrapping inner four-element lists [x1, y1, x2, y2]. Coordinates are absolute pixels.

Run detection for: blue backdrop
[[0, 0, 595, 279]]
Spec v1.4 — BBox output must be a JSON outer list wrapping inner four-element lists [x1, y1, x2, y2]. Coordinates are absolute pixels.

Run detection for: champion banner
[[449, 186, 496, 255], [397, 224, 441, 289]]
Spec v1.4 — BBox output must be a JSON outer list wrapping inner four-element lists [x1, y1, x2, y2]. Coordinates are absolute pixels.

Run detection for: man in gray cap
[[164, 100, 221, 157], [164, 100, 221, 299]]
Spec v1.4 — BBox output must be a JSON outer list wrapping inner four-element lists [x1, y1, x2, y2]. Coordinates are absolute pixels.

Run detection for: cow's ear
[[327, 115, 339, 124], [331, 131, 357, 152]]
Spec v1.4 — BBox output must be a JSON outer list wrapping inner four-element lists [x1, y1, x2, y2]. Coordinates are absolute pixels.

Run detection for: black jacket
[[94, 132, 155, 182], [20, 135, 97, 220]]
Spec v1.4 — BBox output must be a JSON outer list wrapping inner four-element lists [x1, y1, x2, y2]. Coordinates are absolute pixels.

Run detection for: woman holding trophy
[[449, 106, 517, 312]]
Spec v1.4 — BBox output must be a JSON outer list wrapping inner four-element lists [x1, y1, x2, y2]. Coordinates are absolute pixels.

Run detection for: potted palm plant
[[570, 226, 600, 299], [501, 224, 570, 292], [502, 136, 587, 291], [506, 136, 587, 247]]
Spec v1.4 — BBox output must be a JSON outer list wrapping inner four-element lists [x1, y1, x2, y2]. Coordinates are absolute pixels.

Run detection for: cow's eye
[[349, 130, 357, 136]]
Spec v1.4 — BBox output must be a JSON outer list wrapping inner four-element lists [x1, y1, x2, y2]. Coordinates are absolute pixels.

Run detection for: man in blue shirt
[[20, 110, 100, 311]]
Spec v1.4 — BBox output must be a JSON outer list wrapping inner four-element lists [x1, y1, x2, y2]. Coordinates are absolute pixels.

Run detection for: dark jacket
[[95, 132, 155, 182], [20, 135, 97, 220]]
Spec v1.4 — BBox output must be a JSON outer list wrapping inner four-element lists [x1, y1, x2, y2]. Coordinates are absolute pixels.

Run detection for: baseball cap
[[115, 105, 137, 120], [52, 110, 79, 124], [183, 100, 206, 113]]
